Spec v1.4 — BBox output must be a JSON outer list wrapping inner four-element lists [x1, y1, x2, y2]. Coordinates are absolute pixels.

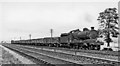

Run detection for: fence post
[[75, 51, 77, 55]]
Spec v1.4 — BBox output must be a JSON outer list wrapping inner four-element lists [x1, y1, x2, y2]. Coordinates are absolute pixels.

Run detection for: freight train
[[11, 27, 104, 50]]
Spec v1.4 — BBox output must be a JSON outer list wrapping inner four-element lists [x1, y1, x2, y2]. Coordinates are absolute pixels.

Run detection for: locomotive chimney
[[91, 27, 94, 30]]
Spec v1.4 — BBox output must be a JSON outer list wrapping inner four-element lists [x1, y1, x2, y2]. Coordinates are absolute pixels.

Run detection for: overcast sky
[[0, 0, 119, 42]]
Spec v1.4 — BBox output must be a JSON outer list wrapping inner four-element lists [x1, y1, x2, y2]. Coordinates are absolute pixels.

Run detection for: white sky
[[0, 0, 119, 42]]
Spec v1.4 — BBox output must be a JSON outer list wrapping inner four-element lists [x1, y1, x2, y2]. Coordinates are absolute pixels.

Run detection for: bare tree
[[97, 8, 119, 47]]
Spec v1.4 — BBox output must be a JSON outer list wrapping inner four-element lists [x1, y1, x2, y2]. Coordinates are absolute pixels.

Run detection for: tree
[[97, 8, 119, 47]]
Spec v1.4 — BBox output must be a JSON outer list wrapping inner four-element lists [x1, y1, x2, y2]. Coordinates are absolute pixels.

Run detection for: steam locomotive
[[11, 27, 104, 50]]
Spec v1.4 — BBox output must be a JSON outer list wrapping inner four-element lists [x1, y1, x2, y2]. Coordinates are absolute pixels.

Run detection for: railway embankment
[[0, 44, 35, 65]]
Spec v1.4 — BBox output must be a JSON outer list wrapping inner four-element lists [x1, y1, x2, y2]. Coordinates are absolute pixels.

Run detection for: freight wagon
[[11, 27, 104, 50]]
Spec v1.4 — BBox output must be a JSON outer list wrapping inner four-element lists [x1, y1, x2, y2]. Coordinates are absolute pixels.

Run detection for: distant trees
[[97, 8, 119, 47]]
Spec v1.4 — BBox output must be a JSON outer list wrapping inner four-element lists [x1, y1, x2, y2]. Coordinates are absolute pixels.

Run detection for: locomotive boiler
[[60, 27, 103, 50], [69, 27, 99, 40]]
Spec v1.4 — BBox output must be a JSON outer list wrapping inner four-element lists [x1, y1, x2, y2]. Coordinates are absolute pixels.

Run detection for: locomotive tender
[[11, 27, 104, 50]]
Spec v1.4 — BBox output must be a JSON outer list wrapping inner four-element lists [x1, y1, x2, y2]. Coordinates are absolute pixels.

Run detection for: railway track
[[30, 45, 119, 56], [3, 44, 83, 66], [3, 44, 120, 66], [19, 45, 119, 62], [3, 46, 55, 65]]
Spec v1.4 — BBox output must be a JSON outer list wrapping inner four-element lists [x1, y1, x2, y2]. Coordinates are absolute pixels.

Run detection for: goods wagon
[[33, 38, 44, 46], [11, 27, 104, 50], [43, 37, 60, 47]]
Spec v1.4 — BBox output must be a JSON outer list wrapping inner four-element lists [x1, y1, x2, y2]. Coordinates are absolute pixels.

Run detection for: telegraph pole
[[50, 29, 53, 46], [20, 37, 21, 40], [29, 34, 31, 44], [29, 34, 31, 40], [50, 29, 53, 38]]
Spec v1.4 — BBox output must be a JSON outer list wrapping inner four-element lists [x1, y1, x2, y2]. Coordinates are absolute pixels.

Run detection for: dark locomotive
[[11, 27, 104, 50]]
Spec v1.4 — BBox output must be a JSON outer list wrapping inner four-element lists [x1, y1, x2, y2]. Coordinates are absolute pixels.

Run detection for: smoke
[[84, 13, 93, 23]]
